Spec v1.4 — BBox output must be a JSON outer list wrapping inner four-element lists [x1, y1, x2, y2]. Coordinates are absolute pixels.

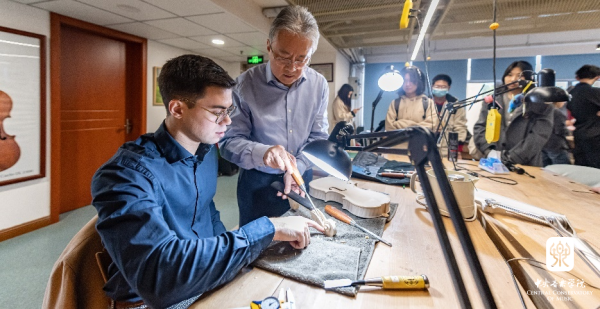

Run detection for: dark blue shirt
[[92, 122, 275, 308]]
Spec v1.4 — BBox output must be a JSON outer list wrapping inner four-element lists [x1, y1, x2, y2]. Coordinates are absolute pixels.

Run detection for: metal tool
[[324, 205, 392, 246], [272, 170, 337, 237], [324, 275, 429, 289], [290, 168, 318, 209], [377, 172, 409, 178]]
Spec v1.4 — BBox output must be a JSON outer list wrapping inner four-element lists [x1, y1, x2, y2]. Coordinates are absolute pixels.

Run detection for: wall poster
[[0, 26, 46, 186]]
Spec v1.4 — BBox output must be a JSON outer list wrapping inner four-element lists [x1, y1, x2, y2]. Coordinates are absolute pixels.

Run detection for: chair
[[42, 215, 111, 309]]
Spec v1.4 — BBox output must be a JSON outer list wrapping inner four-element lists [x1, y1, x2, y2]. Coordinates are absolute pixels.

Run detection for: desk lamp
[[369, 65, 404, 133], [303, 126, 496, 309]]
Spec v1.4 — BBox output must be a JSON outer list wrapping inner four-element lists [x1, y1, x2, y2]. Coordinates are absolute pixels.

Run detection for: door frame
[[50, 13, 147, 222]]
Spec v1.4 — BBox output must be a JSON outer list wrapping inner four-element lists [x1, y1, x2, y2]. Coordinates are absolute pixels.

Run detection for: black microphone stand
[[369, 89, 384, 133], [434, 80, 523, 169]]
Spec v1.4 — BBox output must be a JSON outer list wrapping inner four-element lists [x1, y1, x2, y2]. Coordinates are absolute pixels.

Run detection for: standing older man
[[219, 6, 329, 226]]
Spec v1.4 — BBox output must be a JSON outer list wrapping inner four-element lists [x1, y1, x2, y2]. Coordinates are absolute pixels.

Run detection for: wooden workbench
[[187, 158, 600, 308], [466, 162, 600, 308]]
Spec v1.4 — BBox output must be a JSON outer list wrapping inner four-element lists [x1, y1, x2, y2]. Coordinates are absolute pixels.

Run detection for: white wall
[[146, 41, 241, 133], [311, 37, 351, 131], [0, 0, 51, 230], [0, 0, 241, 233]]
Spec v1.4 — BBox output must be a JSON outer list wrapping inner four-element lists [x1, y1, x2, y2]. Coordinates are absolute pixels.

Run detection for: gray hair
[[269, 6, 320, 54]]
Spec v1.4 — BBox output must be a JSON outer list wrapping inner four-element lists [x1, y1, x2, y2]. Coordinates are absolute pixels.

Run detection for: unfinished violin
[[0, 91, 21, 171], [309, 176, 391, 218]]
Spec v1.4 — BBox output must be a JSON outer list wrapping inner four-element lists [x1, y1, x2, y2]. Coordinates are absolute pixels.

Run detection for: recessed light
[[212, 39, 225, 45], [116, 4, 141, 13]]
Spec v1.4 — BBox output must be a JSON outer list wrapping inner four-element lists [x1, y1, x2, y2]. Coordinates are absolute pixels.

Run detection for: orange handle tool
[[378, 172, 407, 179], [291, 168, 305, 187], [325, 205, 353, 225], [325, 205, 392, 246]]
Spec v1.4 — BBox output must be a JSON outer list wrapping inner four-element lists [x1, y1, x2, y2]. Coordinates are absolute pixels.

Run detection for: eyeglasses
[[200, 105, 236, 123], [179, 98, 236, 124], [269, 44, 311, 68]]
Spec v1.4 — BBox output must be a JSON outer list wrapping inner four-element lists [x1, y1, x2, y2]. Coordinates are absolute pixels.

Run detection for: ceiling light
[[212, 39, 225, 45], [411, 0, 440, 61]]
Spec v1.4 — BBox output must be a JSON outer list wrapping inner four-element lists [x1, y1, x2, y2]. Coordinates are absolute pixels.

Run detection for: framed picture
[[153, 66, 163, 106], [0, 26, 46, 186], [310, 63, 334, 82]]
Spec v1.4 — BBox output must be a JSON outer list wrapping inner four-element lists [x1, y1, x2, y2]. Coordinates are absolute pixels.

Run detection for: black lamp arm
[[342, 127, 497, 308], [408, 127, 496, 308]]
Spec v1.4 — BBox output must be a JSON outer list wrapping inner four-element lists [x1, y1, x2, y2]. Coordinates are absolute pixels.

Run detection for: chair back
[[42, 215, 110, 309]]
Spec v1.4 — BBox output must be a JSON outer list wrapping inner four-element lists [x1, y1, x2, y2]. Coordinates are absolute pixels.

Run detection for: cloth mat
[[252, 198, 398, 297], [351, 151, 415, 186]]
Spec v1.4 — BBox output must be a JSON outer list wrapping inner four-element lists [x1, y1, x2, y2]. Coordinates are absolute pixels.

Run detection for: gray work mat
[[252, 200, 398, 297]]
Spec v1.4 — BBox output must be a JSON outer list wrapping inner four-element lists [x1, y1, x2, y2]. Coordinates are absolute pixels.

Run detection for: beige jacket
[[328, 96, 354, 133], [385, 95, 437, 131], [42, 216, 110, 309], [436, 100, 468, 156]]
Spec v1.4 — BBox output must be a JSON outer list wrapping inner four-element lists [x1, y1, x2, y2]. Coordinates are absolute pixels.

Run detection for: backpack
[[394, 96, 429, 120]]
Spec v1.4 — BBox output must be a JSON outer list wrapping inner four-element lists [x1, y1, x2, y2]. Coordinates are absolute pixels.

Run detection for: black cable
[[455, 163, 518, 185], [414, 17, 438, 134], [492, 0, 497, 109]]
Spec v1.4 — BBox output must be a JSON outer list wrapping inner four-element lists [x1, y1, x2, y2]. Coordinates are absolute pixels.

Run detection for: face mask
[[432, 88, 448, 97]]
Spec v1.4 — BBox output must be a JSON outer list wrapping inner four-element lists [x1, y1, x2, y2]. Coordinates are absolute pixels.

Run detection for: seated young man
[[91, 54, 323, 309]]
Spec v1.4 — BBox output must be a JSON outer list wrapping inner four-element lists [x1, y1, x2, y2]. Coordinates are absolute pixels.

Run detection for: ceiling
[[292, 0, 600, 62], [11, 0, 287, 63], [10, 0, 600, 63]]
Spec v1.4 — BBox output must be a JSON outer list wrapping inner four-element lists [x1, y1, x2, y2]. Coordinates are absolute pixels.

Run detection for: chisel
[[324, 205, 392, 247], [290, 167, 318, 210], [324, 275, 429, 289]]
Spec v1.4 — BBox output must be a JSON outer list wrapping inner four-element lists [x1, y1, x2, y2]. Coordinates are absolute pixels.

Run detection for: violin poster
[[0, 26, 46, 186]]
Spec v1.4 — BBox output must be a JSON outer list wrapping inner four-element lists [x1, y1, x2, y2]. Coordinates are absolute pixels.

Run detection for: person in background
[[385, 66, 437, 132], [89, 55, 324, 309], [431, 74, 468, 157], [329, 83, 361, 133], [472, 60, 553, 167], [219, 6, 329, 226], [567, 64, 600, 168], [541, 102, 570, 166]]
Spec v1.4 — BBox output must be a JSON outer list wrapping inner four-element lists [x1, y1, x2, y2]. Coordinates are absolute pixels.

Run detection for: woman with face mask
[[472, 60, 554, 167], [431, 74, 468, 157]]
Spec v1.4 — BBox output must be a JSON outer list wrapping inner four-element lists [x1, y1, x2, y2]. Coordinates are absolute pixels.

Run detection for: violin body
[[309, 176, 391, 218], [0, 91, 21, 171]]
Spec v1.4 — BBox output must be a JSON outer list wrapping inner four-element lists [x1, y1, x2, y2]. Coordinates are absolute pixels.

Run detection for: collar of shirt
[[266, 61, 307, 90], [154, 121, 213, 164]]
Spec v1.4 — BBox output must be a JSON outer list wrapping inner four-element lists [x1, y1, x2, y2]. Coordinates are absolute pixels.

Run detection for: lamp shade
[[524, 86, 570, 104], [302, 140, 352, 181], [378, 66, 404, 91]]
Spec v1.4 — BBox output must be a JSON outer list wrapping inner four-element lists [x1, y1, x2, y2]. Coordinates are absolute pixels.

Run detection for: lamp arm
[[370, 89, 385, 133], [408, 127, 496, 309]]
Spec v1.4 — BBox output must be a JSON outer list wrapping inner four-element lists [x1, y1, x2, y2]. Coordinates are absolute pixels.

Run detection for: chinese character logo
[[546, 237, 574, 271]]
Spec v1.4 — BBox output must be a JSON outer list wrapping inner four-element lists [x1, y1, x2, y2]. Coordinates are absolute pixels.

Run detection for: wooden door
[[59, 26, 127, 213]]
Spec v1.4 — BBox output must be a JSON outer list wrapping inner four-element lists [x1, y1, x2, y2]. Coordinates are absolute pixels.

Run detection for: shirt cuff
[[240, 216, 275, 250], [251, 144, 272, 168]]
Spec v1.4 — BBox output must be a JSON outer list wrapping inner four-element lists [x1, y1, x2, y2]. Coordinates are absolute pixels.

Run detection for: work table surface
[[190, 157, 600, 308]]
